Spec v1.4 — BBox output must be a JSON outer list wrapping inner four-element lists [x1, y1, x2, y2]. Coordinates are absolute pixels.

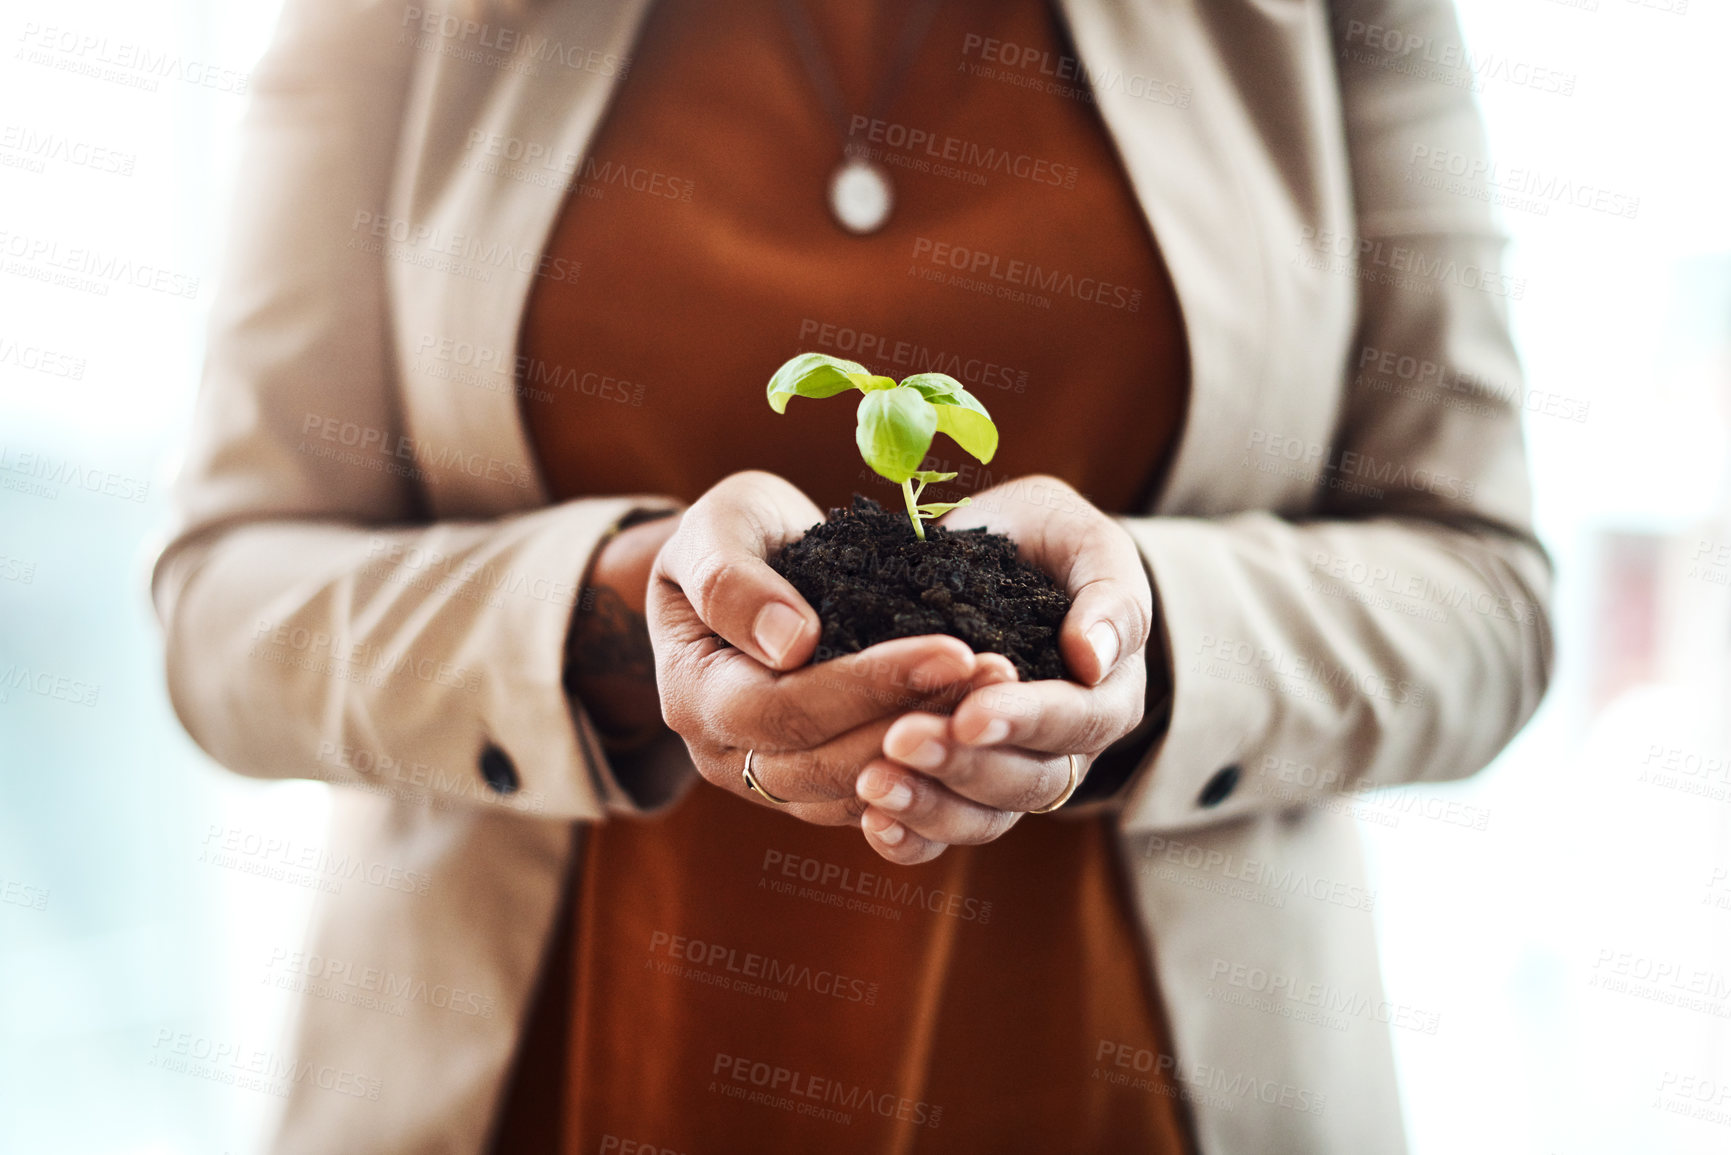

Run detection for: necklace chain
[[777, 0, 944, 234]]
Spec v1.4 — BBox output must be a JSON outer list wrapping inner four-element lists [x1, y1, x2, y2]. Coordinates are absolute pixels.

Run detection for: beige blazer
[[152, 0, 1553, 1151]]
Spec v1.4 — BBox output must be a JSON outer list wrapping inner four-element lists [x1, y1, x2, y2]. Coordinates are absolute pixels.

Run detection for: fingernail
[[967, 717, 1010, 747], [897, 739, 945, 772], [753, 602, 805, 665], [1086, 620, 1120, 677], [868, 815, 906, 846], [859, 767, 913, 812]]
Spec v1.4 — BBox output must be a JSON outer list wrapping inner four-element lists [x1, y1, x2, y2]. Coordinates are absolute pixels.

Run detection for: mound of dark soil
[[769, 496, 1071, 681]]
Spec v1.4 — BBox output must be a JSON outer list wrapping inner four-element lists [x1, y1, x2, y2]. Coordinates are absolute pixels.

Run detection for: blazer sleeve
[[1117, 0, 1555, 832], [150, 0, 674, 822]]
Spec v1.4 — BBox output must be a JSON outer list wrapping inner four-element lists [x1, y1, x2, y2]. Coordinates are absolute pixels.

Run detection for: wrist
[[590, 509, 682, 614], [563, 508, 682, 746]]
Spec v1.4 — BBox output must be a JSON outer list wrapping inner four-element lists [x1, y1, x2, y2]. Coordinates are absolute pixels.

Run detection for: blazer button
[[479, 743, 520, 794], [1198, 764, 1240, 808]]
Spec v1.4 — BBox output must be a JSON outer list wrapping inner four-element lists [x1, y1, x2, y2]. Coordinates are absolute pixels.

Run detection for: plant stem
[[901, 478, 925, 541]]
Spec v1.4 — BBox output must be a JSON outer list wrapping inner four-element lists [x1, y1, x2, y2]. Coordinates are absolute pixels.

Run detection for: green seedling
[[767, 352, 999, 541]]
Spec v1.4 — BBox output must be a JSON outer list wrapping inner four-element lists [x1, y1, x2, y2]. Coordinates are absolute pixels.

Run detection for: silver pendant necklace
[[778, 0, 943, 236]]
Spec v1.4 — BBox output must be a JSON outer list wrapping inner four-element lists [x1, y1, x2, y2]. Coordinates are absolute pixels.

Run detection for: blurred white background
[[2, 1, 1728, 1151]]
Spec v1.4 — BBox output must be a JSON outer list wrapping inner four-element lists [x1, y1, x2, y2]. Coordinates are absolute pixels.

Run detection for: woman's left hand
[[855, 475, 1154, 863]]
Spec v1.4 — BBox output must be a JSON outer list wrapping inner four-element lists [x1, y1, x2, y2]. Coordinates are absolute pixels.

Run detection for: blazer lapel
[[386, 0, 656, 519], [1055, 0, 1356, 519]]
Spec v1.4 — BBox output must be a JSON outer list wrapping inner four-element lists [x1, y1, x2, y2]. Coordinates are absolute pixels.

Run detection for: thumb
[[655, 471, 825, 670]]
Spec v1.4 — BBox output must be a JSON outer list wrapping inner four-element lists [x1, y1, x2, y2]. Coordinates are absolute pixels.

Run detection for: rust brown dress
[[494, 0, 1193, 1150]]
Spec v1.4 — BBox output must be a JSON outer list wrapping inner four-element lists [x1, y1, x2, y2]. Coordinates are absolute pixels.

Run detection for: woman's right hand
[[647, 470, 1016, 831]]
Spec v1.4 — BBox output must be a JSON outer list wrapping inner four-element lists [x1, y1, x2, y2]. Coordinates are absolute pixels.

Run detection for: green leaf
[[767, 352, 870, 414], [933, 402, 998, 464], [910, 470, 959, 484], [855, 374, 900, 392], [900, 373, 966, 405], [941, 386, 991, 417], [916, 498, 972, 517], [855, 386, 937, 484]]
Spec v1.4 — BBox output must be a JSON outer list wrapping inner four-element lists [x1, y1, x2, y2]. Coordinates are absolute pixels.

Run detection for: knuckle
[[985, 809, 1022, 842], [764, 750, 815, 797], [785, 748, 851, 801], [754, 692, 827, 751], [686, 555, 755, 621], [934, 749, 980, 794], [953, 806, 1019, 846], [1073, 698, 1121, 751], [658, 650, 719, 738], [1117, 579, 1155, 653], [1120, 675, 1147, 732], [660, 695, 690, 736], [1011, 761, 1063, 812], [659, 681, 699, 737], [689, 745, 732, 790]]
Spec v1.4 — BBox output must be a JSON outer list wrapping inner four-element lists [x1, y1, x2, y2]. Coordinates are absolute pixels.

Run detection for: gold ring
[[1029, 753, 1083, 814], [742, 749, 791, 805]]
